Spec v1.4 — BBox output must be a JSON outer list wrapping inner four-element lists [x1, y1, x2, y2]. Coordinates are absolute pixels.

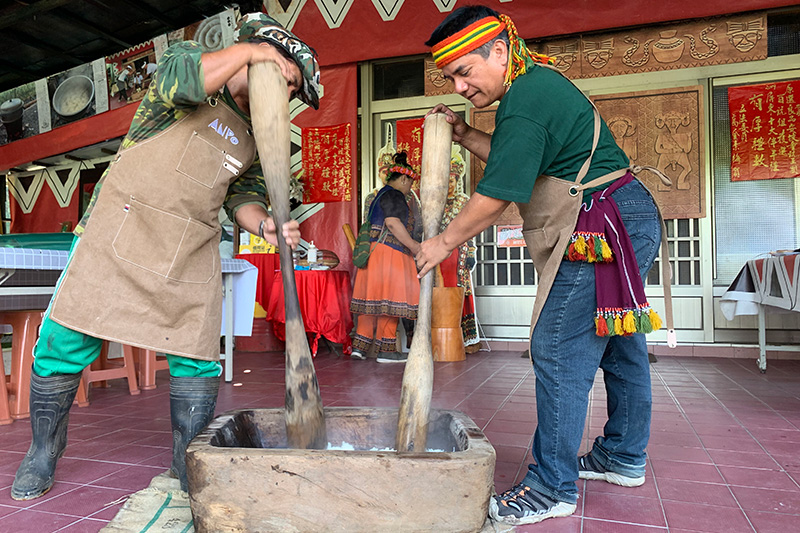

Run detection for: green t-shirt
[[476, 66, 629, 203], [77, 41, 268, 235]]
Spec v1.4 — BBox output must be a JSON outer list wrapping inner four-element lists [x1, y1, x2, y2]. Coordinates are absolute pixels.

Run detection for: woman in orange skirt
[[350, 152, 420, 363]]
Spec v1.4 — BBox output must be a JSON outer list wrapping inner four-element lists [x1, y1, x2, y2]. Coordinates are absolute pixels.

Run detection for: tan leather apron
[[50, 97, 256, 361], [517, 103, 675, 343]]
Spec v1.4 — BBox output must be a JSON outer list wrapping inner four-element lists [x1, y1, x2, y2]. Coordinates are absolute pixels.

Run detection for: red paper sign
[[301, 123, 352, 203], [396, 118, 425, 191], [729, 80, 800, 181]]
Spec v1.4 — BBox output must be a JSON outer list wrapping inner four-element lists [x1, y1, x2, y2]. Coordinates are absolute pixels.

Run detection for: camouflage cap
[[235, 13, 320, 110]]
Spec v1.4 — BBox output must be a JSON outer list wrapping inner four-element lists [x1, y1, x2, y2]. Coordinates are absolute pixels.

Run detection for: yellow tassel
[[600, 239, 613, 261], [623, 311, 636, 334], [649, 310, 662, 331], [575, 235, 588, 256], [613, 315, 623, 335]]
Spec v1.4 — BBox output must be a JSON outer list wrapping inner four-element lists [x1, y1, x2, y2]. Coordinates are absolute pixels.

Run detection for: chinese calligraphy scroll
[[301, 123, 352, 203], [729, 80, 800, 181]]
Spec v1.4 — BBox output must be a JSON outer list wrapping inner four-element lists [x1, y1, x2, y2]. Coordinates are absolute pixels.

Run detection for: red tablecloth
[[235, 253, 280, 311], [266, 270, 354, 355]]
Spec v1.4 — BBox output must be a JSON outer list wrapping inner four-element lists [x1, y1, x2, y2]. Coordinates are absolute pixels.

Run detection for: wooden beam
[[112, 0, 177, 29], [52, 7, 132, 48], [4, 28, 86, 66], [0, 0, 75, 30]]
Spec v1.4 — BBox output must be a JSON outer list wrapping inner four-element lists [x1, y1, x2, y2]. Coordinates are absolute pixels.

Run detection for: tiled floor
[[1, 348, 800, 532]]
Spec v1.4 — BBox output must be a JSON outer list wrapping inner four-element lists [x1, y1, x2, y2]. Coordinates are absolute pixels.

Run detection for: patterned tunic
[[441, 193, 478, 345], [77, 41, 269, 236]]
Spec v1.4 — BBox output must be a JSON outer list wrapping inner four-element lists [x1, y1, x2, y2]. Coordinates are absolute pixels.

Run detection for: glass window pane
[[373, 60, 424, 100], [524, 263, 535, 285], [677, 219, 690, 237], [497, 247, 507, 260], [678, 241, 690, 257], [510, 247, 520, 260], [678, 261, 691, 285], [483, 264, 494, 286], [511, 262, 521, 285], [497, 264, 508, 285]]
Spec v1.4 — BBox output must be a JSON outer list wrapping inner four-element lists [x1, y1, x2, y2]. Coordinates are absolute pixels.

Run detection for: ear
[[491, 39, 509, 65]]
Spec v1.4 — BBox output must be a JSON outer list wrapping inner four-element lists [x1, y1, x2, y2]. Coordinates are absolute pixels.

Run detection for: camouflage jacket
[[76, 41, 269, 235]]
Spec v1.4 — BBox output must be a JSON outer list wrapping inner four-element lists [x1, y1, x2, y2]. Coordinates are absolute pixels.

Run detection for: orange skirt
[[350, 242, 419, 319]]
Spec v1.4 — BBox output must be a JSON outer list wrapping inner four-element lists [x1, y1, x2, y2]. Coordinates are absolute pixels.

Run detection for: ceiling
[[0, 0, 266, 96]]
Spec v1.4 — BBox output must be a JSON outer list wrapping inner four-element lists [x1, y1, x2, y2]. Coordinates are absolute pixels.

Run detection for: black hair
[[425, 5, 509, 59], [387, 151, 411, 182]]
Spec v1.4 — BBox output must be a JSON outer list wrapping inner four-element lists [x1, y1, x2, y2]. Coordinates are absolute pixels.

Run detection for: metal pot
[[0, 98, 23, 123], [1, 98, 24, 140], [52, 75, 95, 120]]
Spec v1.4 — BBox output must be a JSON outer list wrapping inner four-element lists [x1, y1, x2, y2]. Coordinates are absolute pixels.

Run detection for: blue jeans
[[522, 179, 661, 504]]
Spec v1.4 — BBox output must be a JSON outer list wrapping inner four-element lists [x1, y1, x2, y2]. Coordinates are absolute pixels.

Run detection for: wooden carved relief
[[532, 12, 767, 80], [470, 106, 523, 226], [424, 57, 455, 97], [592, 86, 706, 219]]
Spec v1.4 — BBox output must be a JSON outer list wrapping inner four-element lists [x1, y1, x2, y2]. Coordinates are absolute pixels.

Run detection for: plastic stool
[[0, 310, 44, 420], [1, 352, 11, 425], [134, 348, 169, 390], [78, 342, 140, 402]]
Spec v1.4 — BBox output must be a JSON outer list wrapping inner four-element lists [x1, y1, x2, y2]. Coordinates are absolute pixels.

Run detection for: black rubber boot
[[169, 375, 219, 491], [11, 371, 82, 501]]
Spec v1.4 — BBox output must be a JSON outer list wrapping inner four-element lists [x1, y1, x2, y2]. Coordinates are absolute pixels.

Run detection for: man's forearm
[[440, 192, 510, 250]]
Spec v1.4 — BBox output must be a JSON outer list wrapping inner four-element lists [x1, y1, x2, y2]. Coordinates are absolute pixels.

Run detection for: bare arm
[[234, 203, 301, 249], [416, 192, 510, 277], [384, 217, 420, 256], [427, 103, 492, 163], [200, 43, 297, 96]]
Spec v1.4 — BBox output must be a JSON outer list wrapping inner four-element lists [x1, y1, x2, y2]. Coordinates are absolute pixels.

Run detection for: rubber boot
[[11, 371, 82, 501], [169, 376, 219, 492]]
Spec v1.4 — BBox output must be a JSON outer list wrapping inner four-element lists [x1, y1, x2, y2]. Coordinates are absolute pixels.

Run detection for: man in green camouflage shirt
[[11, 13, 320, 500]]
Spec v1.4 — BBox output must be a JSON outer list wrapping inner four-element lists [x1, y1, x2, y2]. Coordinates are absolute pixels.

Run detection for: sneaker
[[376, 351, 408, 363], [489, 483, 576, 525], [350, 350, 366, 360], [578, 453, 645, 487]]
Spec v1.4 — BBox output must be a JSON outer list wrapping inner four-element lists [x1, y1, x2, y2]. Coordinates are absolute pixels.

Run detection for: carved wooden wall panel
[[424, 57, 455, 97], [533, 12, 767, 79], [592, 85, 706, 219]]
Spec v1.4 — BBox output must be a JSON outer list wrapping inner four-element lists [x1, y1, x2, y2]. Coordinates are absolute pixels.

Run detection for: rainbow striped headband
[[388, 165, 420, 180], [431, 16, 505, 69]]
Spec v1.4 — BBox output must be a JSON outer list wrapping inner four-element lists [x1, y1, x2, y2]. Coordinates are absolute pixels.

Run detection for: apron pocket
[[176, 132, 226, 189], [167, 219, 219, 284], [113, 198, 187, 277], [523, 228, 558, 276]]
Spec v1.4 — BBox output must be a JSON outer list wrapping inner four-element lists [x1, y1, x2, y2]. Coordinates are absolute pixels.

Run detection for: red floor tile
[[583, 491, 666, 527], [730, 485, 800, 514], [0, 509, 79, 532], [662, 501, 753, 532], [656, 478, 739, 507]]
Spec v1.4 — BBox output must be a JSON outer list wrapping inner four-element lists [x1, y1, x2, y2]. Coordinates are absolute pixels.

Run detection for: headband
[[430, 14, 554, 86], [432, 17, 504, 69], [388, 165, 420, 181]]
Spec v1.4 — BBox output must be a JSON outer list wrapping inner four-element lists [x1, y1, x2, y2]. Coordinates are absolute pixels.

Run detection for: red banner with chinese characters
[[729, 80, 800, 181], [301, 123, 352, 203], [396, 117, 424, 193]]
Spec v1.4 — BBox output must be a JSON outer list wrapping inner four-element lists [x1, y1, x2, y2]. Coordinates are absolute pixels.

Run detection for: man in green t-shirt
[[11, 13, 318, 501], [417, 5, 662, 527]]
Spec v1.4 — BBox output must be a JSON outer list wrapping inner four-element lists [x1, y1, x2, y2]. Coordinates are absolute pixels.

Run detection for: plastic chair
[[77, 342, 140, 402], [133, 348, 169, 390], [0, 310, 44, 420]]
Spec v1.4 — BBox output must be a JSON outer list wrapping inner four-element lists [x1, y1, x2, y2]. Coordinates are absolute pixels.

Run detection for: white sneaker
[[350, 350, 366, 360]]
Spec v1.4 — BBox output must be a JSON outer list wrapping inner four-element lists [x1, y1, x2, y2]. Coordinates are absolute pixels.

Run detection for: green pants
[[33, 236, 222, 378]]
